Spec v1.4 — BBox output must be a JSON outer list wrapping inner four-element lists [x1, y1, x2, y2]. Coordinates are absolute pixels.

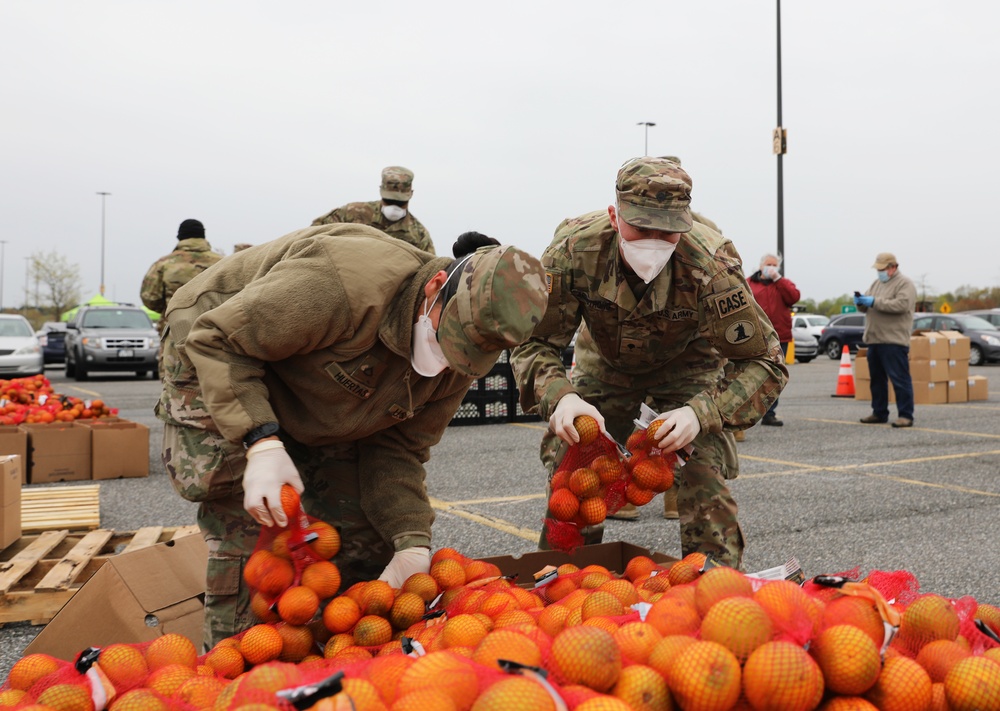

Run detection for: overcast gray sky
[[3, 1, 998, 312]]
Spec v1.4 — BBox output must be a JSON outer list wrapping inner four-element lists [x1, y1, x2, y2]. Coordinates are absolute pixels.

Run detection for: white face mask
[[382, 204, 407, 222], [410, 292, 450, 377], [618, 235, 677, 283]]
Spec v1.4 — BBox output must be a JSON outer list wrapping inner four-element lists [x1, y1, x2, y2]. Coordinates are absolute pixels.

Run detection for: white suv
[[792, 313, 830, 343]]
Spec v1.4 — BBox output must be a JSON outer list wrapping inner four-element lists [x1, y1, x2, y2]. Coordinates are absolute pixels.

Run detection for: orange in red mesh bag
[[245, 484, 343, 626], [545, 415, 629, 552]]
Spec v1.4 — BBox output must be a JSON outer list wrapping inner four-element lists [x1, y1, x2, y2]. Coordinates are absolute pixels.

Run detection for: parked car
[[912, 312, 1000, 366], [0, 314, 44, 377], [791, 313, 830, 343], [791, 325, 818, 363], [34, 321, 68, 364], [818, 313, 867, 359], [64, 304, 159, 380], [962, 308, 1000, 328]]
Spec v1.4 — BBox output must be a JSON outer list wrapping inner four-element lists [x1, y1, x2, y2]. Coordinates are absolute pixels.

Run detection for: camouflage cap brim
[[380, 188, 413, 202], [616, 201, 693, 233]]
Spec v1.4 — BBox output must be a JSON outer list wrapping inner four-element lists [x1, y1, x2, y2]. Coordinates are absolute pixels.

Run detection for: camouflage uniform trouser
[[538, 369, 744, 569], [162, 424, 394, 650]]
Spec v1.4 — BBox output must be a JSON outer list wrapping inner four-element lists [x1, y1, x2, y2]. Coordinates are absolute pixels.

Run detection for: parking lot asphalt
[[2, 357, 999, 678]]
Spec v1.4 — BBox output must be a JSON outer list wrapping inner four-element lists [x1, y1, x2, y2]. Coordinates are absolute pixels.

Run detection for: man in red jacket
[[748, 253, 800, 426]]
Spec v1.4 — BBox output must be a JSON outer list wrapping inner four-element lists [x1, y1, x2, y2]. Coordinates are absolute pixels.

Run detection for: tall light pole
[[0, 240, 6, 311], [24, 257, 30, 316], [773, 0, 788, 276], [636, 121, 656, 155], [97, 191, 111, 296]]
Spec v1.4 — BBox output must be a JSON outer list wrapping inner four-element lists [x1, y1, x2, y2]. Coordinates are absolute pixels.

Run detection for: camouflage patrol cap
[[615, 156, 693, 233], [436, 245, 547, 378], [380, 166, 415, 201]]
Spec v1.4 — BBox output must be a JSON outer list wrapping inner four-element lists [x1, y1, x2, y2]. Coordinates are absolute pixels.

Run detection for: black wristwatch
[[242, 422, 280, 450]]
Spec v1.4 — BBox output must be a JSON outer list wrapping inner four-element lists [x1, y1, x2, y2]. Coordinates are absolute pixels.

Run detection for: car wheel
[[969, 344, 984, 367], [65, 357, 75, 377], [74, 356, 89, 381], [825, 339, 843, 359]]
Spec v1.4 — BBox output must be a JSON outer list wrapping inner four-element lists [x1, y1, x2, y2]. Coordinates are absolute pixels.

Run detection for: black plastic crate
[[465, 369, 514, 396], [449, 392, 510, 426]]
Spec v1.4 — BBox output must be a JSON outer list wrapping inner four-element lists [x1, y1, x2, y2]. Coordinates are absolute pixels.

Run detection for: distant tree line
[[798, 285, 1000, 317]]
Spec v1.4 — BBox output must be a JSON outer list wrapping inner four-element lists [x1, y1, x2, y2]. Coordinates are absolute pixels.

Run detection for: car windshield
[[0, 320, 33, 337], [955, 315, 999, 331], [806, 316, 829, 327], [81, 310, 152, 329]]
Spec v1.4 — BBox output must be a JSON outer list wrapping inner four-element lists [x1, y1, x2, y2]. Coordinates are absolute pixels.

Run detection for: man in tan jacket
[[157, 224, 547, 645]]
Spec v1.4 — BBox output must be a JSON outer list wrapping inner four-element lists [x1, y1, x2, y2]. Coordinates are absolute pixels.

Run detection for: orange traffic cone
[[831, 345, 855, 398]]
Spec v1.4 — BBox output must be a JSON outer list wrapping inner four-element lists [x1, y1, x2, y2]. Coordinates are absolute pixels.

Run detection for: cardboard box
[[481, 541, 679, 583], [21, 422, 92, 484], [0, 454, 21, 507], [23, 533, 208, 661], [912, 380, 947, 405], [1, 502, 19, 551], [938, 330, 971, 360], [854, 356, 869, 380], [910, 331, 950, 360], [948, 359, 970, 382], [947, 379, 968, 403], [0, 426, 28, 485], [854, 378, 895, 402], [909, 359, 949, 383], [76, 419, 150, 480], [968, 375, 989, 401]]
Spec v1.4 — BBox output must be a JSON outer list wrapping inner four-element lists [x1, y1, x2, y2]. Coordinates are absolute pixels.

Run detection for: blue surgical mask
[[877, 270, 889, 283]]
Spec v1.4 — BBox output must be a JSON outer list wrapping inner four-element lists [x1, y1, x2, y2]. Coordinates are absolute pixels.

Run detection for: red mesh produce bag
[[245, 485, 344, 627], [544, 433, 628, 553]]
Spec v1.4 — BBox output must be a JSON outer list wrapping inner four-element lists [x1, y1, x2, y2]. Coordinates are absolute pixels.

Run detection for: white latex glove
[[649, 406, 701, 453], [378, 547, 431, 588], [764, 266, 781, 281], [549, 393, 606, 445], [243, 440, 304, 528]]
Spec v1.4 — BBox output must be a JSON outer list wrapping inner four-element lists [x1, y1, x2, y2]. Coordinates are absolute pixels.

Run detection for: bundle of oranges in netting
[[546, 416, 677, 552], [5, 537, 1000, 711], [0, 375, 118, 426]]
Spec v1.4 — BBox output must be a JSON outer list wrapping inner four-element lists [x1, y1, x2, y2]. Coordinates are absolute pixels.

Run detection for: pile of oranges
[[5, 524, 1000, 709], [548, 416, 676, 533], [0, 375, 117, 425]]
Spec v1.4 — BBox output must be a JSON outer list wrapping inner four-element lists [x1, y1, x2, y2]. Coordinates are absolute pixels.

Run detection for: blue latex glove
[[854, 295, 874, 308]]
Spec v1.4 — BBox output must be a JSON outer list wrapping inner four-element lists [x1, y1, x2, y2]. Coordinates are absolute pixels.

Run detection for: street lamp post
[[0, 240, 6, 312], [97, 191, 111, 296], [24, 257, 30, 316], [774, 0, 787, 276], [636, 121, 656, 155]]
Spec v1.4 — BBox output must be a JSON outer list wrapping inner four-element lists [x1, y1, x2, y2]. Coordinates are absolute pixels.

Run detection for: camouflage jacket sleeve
[[685, 240, 789, 433], [510, 226, 580, 421], [407, 217, 435, 255], [311, 205, 349, 227], [140, 259, 167, 314]]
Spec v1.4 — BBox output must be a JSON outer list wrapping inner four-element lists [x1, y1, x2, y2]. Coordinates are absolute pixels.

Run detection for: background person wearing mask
[[748, 252, 800, 426], [312, 166, 435, 254], [855, 252, 917, 428], [157, 224, 547, 645], [511, 156, 787, 568]]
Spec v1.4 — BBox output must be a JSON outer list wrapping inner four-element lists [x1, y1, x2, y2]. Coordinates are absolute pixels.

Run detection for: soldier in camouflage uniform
[[141, 219, 223, 335], [157, 224, 546, 646], [510, 157, 787, 568], [311, 166, 435, 254]]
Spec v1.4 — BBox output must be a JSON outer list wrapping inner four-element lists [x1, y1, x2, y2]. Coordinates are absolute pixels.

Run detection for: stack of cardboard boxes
[[855, 331, 989, 404]]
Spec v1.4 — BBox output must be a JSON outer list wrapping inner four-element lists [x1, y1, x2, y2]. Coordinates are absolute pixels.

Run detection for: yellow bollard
[[786, 339, 796, 365]]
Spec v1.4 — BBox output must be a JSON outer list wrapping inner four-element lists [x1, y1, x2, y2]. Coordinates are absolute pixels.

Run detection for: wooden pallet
[[21, 484, 101, 533], [0, 525, 199, 626]]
